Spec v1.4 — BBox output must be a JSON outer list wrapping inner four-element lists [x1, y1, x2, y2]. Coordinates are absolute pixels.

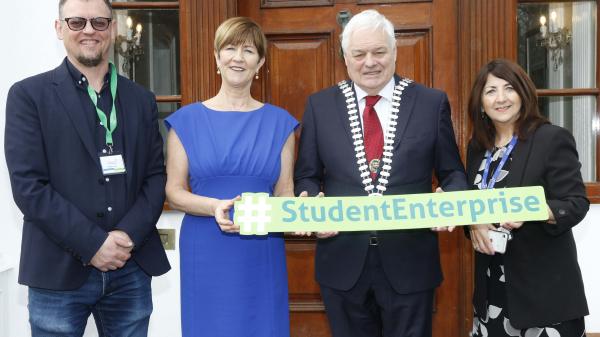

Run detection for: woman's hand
[[499, 221, 523, 230], [546, 204, 556, 224], [214, 196, 241, 233], [470, 224, 496, 255]]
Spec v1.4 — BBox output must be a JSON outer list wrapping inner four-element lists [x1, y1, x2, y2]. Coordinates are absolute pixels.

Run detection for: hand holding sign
[[294, 191, 336, 238], [214, 195, 241, 233], [431, 187, 455, 232]]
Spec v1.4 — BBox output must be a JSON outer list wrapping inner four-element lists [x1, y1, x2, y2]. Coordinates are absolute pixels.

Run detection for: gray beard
[[77, 54, 103, 67]]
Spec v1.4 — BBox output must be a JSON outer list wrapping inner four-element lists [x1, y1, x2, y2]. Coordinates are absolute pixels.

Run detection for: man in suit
[[294, 9, 467, 337], [4, 0, 170, 336]]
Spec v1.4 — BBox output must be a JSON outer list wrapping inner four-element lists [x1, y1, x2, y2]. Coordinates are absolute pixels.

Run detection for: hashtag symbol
[[236, 193, 272, 235]]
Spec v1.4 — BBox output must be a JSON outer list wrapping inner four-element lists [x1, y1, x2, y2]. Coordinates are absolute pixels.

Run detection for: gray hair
[[341, 9, 396, 54]]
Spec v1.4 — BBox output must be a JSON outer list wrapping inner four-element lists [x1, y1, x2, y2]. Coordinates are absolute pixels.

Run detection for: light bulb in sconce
[[116, 16, 144, 79], [126, 16, 133, 39], [135, 23, 142, 45], [539, 15, 547, 37], [550, 11, 558, 32], [537, 10, 572, 71]]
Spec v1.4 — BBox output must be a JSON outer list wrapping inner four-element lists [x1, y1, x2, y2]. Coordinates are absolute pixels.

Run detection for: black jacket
[[295, 76, 467, 294], [5, 59, 171, 290], [466, 123, 589, 328]]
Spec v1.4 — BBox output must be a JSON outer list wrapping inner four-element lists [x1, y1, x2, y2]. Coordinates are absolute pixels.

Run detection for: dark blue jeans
[[28, 261, 152, 337]]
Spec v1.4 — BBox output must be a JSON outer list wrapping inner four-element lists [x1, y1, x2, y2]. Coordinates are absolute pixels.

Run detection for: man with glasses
[[4, 0, 170, 336]]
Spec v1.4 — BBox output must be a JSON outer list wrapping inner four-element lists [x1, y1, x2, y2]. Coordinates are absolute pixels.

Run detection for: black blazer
[[294, 76, 467, 294], [5, 59, 171, 290], [466, 123, 589, 328]]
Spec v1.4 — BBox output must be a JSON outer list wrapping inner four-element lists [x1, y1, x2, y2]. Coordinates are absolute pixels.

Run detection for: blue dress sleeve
[[164, 107, 183, 132], [278, 108, 299, 144], [164, 104, 195, 151]]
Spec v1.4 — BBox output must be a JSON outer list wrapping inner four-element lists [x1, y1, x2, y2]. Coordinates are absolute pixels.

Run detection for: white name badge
[[99, 153, 127, 176]]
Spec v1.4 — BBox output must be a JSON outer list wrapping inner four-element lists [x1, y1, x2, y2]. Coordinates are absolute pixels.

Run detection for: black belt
[[369, 236, 379, 246]]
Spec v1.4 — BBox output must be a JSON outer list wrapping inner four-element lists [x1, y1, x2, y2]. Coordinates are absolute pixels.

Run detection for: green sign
[[233, 186, 548, 235]]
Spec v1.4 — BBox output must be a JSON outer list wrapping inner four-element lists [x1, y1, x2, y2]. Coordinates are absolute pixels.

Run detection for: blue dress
[[165, 102, 298, 337]]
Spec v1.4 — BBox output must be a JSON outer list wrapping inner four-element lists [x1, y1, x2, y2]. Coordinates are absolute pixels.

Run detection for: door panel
[[253, 33, 336, 121], [239, 1, 463, 336], [396, 30, 432, 86]]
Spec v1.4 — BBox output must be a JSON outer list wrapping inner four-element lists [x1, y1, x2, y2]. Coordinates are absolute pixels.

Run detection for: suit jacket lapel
[[506, 135, 533, 187], [335, 81, 359, 147], [117, 76, 139, 187], [392, 75, 416, 149], [53, 63, 101, 171]]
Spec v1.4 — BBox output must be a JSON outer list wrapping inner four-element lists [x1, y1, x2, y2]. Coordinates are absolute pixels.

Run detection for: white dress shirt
[[354, 77, 396, 137]]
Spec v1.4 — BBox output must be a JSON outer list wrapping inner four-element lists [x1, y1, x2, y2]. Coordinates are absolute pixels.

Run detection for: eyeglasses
[[62, 17, 112, 31]]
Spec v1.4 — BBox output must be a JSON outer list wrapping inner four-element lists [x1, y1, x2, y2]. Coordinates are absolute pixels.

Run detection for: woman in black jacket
[[466, 59, 589, 337]]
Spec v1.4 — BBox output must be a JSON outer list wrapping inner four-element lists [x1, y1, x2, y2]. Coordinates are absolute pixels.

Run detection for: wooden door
[[236, 1, 467, 337]]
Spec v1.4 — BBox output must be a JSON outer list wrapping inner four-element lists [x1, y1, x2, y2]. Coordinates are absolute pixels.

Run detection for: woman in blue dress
[[165, 17, 298, 337]]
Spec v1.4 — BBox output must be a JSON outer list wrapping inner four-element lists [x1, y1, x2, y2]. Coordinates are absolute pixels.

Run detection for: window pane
[[517, 1, 597, 89], [112, 9, 180, 95], [158, 102, 180, 157], [538, 95, 597, 181]]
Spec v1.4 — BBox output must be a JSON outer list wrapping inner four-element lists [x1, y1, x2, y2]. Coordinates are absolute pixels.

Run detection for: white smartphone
[[488, 229, 509, 254]]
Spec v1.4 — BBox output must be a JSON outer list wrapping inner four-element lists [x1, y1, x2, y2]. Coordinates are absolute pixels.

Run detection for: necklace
[[338, 78, 412, 196]]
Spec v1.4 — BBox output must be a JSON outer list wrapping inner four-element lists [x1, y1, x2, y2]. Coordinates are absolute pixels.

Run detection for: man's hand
[[110, 230, 134, 251], [293, 191, 338, 238], [499, 221, 524, 230], [315, 231, 338, 239], [90, 231, 134, 272], [294, 191, 312, 236], [431, 187, 455, 232]]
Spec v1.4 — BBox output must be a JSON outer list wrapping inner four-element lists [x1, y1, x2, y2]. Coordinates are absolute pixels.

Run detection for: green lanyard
[[86, 62, 118, 150]]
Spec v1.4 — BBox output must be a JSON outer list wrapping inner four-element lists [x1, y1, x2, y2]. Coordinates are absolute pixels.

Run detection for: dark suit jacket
[[5, 59, 171, 290], [294, 76, 467, 294], [466, 123, 589, 328]]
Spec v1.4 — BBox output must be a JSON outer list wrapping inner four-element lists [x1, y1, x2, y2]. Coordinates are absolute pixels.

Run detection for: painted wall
[[0, 2, 598, 336]]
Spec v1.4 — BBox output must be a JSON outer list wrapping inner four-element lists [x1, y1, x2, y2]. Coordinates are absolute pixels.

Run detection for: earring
[[480, 107, 486, 119], [255, 71, 259, 80], [217, 67, 221, 74]]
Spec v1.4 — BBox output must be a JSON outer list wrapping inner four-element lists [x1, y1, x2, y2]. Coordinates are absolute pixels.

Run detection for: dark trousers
[[320, 246, 434, 337]]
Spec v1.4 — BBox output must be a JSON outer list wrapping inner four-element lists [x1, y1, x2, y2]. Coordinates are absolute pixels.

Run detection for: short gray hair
[[341, 9, 396, 54]]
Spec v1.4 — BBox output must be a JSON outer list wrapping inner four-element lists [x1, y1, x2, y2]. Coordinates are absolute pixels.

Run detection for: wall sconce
[[116, 16, 143, 79], [538, 11, 572, 71]]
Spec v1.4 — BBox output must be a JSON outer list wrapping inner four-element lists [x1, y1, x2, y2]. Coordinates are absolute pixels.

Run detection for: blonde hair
[[214, 17, 267, 59]]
